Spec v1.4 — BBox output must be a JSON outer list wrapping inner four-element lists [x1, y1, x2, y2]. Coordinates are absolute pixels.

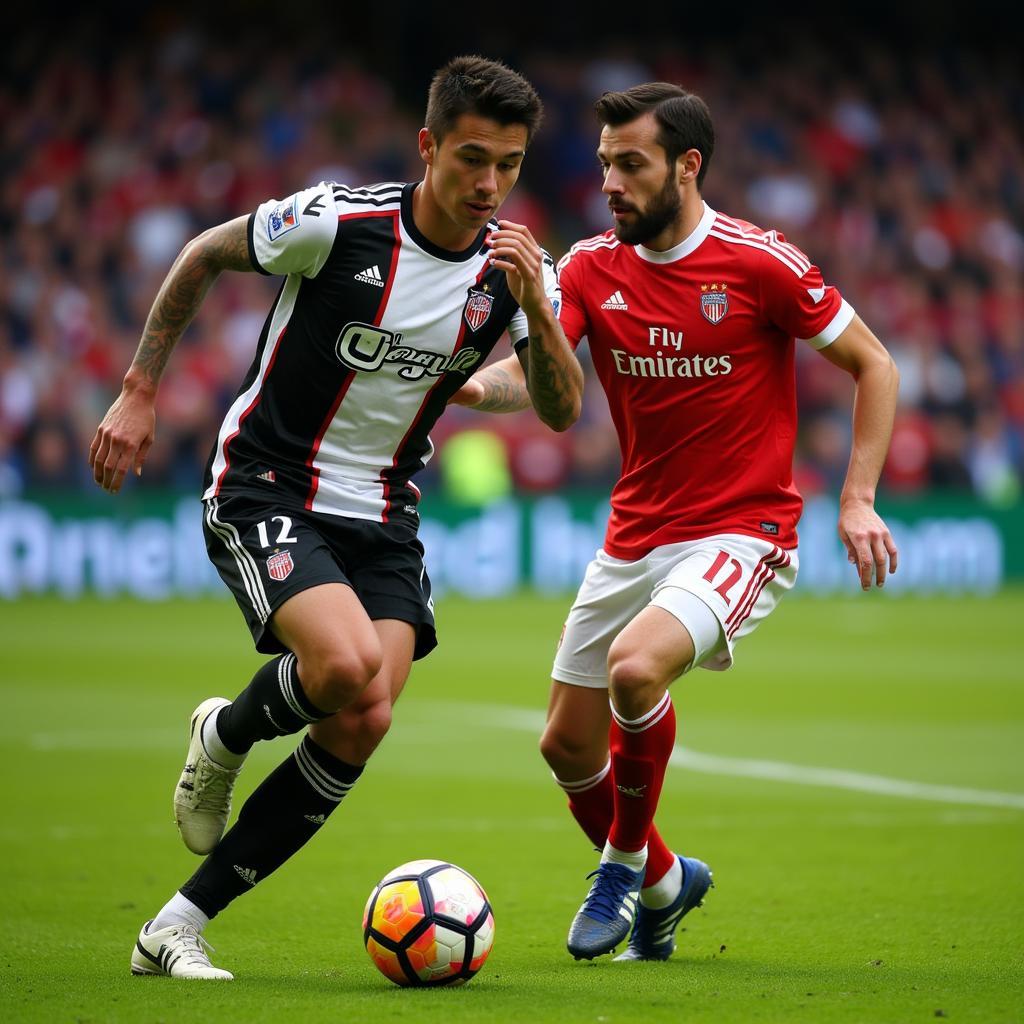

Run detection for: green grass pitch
[[1, 589, 1022, 1023]]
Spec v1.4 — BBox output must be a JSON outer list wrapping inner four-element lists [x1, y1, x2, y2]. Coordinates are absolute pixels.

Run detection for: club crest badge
[[464, 288, 494, 332], [700, 283, 729, 324], [266, 551, 294, 581]]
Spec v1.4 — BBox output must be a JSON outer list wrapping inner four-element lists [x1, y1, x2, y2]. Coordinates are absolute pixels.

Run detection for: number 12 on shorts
[[255, 516, 298, 548]]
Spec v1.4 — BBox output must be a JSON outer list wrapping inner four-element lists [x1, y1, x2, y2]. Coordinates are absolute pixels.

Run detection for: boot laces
[[580, 863, 639, 923]]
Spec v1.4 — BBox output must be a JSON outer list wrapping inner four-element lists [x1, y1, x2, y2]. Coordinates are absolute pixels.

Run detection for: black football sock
[[180, 735, 363, 919], [216, 653, 331, 755]]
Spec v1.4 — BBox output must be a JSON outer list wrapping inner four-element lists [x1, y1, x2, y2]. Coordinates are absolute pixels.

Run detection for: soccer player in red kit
[[458, 82, 899, 962]]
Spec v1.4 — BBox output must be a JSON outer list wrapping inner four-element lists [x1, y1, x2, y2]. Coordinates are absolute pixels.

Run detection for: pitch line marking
[[425, 702, 1024, 811], [666, 747, 1024, 810], [23, 700, 1024, 811]]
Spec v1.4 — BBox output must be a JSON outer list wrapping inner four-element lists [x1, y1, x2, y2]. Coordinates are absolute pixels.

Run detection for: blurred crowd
[[2, 21, 1022, 506]]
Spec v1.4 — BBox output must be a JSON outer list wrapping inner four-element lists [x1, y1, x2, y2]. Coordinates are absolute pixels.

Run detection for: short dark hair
[[595, 83, 715, 190], [425, 55, 543, 146]]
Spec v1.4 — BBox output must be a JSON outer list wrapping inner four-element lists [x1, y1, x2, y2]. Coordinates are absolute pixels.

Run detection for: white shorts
[[551, 534, 798, 688]]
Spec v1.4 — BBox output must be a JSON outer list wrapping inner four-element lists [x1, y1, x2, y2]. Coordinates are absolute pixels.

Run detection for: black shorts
[[202, 491, 436, 660]]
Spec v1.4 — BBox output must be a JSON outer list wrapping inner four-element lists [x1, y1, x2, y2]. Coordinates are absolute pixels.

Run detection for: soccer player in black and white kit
[[89, 56, 582, 980]]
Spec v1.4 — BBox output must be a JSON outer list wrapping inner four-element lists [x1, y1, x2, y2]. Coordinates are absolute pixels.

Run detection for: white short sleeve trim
[[509, 249, 561, 348], [250, 183, 338, 279], [801, 298, 855, 350]]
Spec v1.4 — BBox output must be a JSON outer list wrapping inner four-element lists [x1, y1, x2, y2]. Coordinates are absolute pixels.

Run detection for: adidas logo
[[618, 891, 639, 922], [304, 813, 327, 825], [616, 783, 648, 798], [233, 865, 258, 886], [601, 290, 628, 310], [256, 469, 276, 483], [354, 265, 385, 287]]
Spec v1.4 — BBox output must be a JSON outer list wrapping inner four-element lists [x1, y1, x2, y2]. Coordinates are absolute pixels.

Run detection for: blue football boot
[[566, 861, 645, 960], [614, 855, 712, 961]]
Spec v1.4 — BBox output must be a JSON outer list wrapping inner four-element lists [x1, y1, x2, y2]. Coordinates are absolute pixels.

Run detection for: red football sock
[[608, 691, 676, 856], [556, 762, 614, 849], [644, 828, 676, 885], [554, 762, 676, 880]]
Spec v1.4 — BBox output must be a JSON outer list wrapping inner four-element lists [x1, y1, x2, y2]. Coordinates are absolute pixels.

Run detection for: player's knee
[[607, 649, 662, 696], [342, 696, 393, 761], [317, 698, 392, 763], [538, 724, 566, 769], [302, 645, 383, 707], [539, 722, 594, 775], [357, 699, 393, 749]]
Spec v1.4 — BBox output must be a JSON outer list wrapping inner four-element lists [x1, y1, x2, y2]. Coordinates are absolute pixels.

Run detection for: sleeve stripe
[[712, 218, 811, 274], [557, 234, 619, 273], [331, 193, 403, 208], [332, 180, 404, 196], [800, 299, 855, 349], [708, 228, 807, 277], [246, 213, 270, 275]]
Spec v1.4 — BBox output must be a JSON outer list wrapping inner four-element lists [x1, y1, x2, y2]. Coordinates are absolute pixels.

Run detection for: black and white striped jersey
[[201, 180, 559, 521]]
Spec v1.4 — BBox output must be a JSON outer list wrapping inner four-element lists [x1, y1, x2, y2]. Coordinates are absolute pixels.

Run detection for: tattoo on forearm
[[472, 365, 531, 413], [527, 333, 582, 426], [130, 220, 251, 386]]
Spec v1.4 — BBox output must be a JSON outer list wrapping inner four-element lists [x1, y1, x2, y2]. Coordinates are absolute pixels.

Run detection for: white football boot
[[130, 921, 233, 979], [173, 697, 240, 854]]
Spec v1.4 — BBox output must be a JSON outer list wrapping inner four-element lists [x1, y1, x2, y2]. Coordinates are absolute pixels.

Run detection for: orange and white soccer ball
[[362, 859, 495, 986]]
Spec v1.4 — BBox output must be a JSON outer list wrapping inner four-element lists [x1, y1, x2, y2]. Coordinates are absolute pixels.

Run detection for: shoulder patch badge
[[268, 198, 300, 242]]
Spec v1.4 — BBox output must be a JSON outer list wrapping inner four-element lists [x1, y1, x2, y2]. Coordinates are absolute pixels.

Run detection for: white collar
[[634, 201, 716, 264]]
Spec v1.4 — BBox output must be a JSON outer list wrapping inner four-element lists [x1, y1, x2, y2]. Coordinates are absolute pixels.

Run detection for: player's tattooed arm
[[522, 321, 583, 432], [129, 216, 252, 389], [88, 216, 253, 493], [448, 354, 531, 412], [487, 221, 582, 430]]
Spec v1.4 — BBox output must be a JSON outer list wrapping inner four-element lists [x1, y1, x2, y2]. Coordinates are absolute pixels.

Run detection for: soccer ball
[[363, 859, 495, 986]]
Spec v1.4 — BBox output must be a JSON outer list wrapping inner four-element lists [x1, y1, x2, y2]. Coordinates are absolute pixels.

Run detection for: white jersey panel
[[250, 183, 339, 278], [308, 220, 489, 518], [203, 277, 302, 499]]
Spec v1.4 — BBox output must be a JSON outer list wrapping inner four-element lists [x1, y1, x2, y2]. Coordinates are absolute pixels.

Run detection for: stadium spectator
[[1, 26, 1022, 503]]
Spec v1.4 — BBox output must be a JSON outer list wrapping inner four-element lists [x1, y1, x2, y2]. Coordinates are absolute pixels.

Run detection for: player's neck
[[640, 191, 705, 253], [411, 179, 481, 253]]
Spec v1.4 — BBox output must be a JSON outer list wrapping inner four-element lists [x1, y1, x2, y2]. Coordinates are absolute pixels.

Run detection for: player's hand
[[487, 220, 548, 317], [88, 387, 156, 494], [448, 377, 486, 407], [838, 499, 898, 590]]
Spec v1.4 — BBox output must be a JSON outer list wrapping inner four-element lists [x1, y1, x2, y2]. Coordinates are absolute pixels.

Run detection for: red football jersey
[[557, 203, 854, 559]]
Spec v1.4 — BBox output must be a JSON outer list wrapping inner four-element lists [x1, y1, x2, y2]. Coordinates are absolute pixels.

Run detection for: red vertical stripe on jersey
[[305, 211, 402, 511], [379, 262, 488, 521], [337, 210, 402, 223], [214, 326, 288, 495]]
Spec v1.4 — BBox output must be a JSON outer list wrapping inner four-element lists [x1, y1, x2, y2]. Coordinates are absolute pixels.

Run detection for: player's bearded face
[[611, 164, 681, 245]]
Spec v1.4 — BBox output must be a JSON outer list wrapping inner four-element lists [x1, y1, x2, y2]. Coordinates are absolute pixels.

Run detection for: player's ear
[[419, 128, 436, 167], [679, 148, 701, 187]]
